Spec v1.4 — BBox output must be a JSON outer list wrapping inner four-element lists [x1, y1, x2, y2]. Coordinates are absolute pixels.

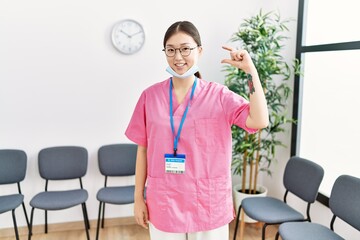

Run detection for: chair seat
[[97, 186, 135, 204], [30, 189, 88, 210], [279, 222, 344, 240], [0, 194, 24, 214], [242, 196, 304, 223]]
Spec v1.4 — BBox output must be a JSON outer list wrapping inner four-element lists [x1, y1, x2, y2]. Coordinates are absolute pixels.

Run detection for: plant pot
[[233, 183, 268, 223]]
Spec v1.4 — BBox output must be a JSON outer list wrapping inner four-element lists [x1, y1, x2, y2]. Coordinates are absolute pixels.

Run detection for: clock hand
[[120, 30, 131, 38], [130, 30, 143, 37]]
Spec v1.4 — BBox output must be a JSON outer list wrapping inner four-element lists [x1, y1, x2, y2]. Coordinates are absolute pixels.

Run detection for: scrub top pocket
[[195, 118, 220, 151]]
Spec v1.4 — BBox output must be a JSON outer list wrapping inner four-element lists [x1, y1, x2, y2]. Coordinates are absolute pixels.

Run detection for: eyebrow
[[165, 43, 192, 47]]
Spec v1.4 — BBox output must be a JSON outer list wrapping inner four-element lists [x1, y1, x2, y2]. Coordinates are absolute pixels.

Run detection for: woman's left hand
[[221, 46, 256, 73]]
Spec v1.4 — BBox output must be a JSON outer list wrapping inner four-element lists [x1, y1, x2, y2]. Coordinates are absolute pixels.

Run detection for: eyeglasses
[[162, 46, 199, 57]]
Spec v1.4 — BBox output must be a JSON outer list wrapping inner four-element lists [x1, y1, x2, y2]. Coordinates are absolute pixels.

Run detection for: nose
[[174, 49, 183, 59]]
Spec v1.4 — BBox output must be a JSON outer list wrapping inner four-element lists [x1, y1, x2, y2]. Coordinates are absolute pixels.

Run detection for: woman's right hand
[[134, 198, 149, 229], [134, 145, 148, 229]]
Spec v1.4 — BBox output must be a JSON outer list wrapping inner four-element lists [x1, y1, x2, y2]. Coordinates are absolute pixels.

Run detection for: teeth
[[175, 63, 185, 66]]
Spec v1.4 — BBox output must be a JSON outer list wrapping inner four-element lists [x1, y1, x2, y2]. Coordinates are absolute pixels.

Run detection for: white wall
[[0, 0, 302, 231]]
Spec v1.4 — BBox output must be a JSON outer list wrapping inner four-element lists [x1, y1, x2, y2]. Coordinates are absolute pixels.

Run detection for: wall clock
[[111, 19, 145, 55]]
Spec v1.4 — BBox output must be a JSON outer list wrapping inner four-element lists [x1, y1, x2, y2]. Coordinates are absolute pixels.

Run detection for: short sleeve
[[125, 91, 148, 147], [220, 86, 258, 134]]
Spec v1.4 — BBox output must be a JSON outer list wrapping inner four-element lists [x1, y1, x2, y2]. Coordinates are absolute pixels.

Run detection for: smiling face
[[164, 31, 202, 76]]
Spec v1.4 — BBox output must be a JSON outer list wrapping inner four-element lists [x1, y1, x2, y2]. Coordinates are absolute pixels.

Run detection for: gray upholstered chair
[[277, 174, 360, 240], [28, 146, 90, 240], [0, 149, 30, 240], [233, 156, 324, 240], [95, 143, 137, 240]]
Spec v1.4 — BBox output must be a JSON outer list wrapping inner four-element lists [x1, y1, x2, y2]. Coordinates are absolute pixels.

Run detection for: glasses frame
[[162, 46, 199, 57]]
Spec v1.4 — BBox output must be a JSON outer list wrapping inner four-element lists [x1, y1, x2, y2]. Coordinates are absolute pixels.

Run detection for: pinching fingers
[[222, 45, 234, 52]]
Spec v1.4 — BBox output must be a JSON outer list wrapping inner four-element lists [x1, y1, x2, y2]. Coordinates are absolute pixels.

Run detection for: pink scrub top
[[125, 78, 257, 233]]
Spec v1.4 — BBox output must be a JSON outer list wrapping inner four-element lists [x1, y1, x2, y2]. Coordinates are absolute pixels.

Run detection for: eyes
[[162, 46, 198, 57]]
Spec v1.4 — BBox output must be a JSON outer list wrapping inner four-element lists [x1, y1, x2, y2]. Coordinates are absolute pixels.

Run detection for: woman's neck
[[171, 76, 195, 91], [171, 76, 196, 104]]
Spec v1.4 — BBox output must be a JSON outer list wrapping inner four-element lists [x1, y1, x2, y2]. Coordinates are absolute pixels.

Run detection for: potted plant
[[223, 10, 300, 221]]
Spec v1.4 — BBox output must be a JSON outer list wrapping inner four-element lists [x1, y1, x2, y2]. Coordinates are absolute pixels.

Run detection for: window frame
[[291, 0, 360, 206]]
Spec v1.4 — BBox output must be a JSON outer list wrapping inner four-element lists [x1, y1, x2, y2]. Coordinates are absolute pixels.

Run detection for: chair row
[[233, 156, 360, 240], [0, 144, 137, 240]]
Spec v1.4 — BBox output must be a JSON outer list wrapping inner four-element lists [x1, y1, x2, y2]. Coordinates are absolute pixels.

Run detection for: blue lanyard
[[169, 77, 197, 156]]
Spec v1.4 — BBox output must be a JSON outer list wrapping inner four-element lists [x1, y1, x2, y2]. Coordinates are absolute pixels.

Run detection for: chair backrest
[[38, 146, 88, 180], [0, 149, 27, 185], [330, 174, 360, 231], [98, 143, 137, 177], [283, 156, 324, 203]]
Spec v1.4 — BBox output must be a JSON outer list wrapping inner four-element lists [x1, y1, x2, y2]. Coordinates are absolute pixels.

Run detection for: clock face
[[111, 19, 145, 55]]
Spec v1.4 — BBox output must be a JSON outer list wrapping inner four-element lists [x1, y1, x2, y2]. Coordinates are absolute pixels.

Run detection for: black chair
[[28, 146, 90, 240], [0, 149, 30, 240], [95, 143, 137, 240], [233, 156, 324, 240], [277, 174, 360, 240]]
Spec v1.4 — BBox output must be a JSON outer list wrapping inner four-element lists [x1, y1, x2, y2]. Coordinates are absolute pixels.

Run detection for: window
[[305, 0, 360, 45], [292, 0, 360, 202]]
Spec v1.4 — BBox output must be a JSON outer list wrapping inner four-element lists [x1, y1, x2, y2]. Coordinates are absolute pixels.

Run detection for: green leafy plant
[[224, 10, 300, 194]]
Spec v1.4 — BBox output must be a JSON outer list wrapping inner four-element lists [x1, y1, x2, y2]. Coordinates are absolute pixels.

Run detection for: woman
[[125, 20, 268, 240]]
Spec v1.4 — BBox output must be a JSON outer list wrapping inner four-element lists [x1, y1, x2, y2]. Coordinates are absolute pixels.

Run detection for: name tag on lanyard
[[165, 153, 186, 174]]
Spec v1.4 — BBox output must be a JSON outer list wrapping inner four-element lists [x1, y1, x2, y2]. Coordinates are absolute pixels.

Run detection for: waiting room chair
[[277, 174, 360, 240], [0, 149, 30, 240], [233, 156, 324, 240], [28, 146, 90, 240], [95, 143, 137, 240]]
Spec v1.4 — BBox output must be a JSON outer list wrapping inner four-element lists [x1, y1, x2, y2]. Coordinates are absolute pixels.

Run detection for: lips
[[174, 63, 187, 72]]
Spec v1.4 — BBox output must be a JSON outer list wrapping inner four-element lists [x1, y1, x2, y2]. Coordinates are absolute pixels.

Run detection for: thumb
[[221, 59, 234, 65], [143, 210, 149, 226]]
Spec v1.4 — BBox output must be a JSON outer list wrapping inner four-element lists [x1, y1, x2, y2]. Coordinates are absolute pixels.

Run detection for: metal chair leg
[[233, 204, 242, 240], [22, 202, 30, 230], [262, 223, 268, 240], [45, 210, 48, 233], [275, 231, 280, 240], [84, 203, 90, 229], [82, 205, 90, 230], [96, 201, 103, 240], [101, 203, 106, 228], [28, 207, 35, 240], [81, 203, 90, 240], [12, 209, 20, 240]]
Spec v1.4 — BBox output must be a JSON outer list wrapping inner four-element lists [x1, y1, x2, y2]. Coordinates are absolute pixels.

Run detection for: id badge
[[164, 153, 186, 174]]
